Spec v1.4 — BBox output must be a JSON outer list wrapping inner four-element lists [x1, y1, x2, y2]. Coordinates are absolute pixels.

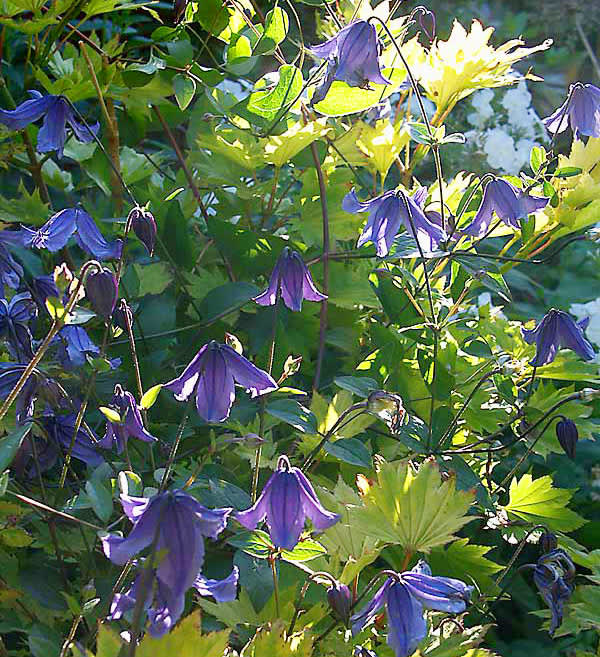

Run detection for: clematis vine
[[310, 21, 391, 104], [522, 308, 595, 366], [99, 384, 157, 454], [462, 178, 548, 238], [543, 82, 600, 139], [235, 455, 340, 550], [531, 549, 575, 636], [0, 91, 99, 156], [351, 562, 472, 657], [102, 490, 235, 637], [254, 247, 327, 311], [164, 340, 277, 423], [343, 187, 446, 257]]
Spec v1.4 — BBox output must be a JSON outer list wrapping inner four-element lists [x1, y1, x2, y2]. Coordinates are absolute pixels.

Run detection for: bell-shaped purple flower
[[543, 83, 600, 139], [463, 178, 548, 239], [0, 242, 23, 289], [254, 247, 327, 311], [0, 292, 37, 359], [164, 340, 277, 423], [99, 384, 157, 454], [555, 418, 578, 460], [344, 187, 446, 257], [32, 275, 60, 305], [130, 207, 157, 256], [54, 325, 99, 369], [234, 455, 340, 550], [310, 21, 391, 104], [522, 308, 595, 366], [327, 580, 352, 626], [0, 363, 40, 423], [351, 562, 472, 657], [41, 413, 105, 467], [532, 549, 575, 636], [0, 91, 99, 156], [102, 490, 234, 637], [86, 267, 118, 319]]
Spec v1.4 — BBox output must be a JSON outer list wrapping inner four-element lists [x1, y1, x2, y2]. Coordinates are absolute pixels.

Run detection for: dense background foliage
[[0, 0, 599, 655]]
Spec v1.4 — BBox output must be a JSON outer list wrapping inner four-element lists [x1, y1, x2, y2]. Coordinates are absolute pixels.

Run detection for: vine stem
[[159, 397, 193, 492], [269, 553, 280, 618]]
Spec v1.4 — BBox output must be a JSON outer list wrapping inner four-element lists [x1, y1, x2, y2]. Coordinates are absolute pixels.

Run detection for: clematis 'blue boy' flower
[[41, 413, 105, 467], [54, 325, 99, 369], [164, 340, 277, 423], [532, 549, 575, 636], [463, 178, 548, 238], [102, 490, 234, 637], [85, 267, 118, 319], [0, 91, 99, 156], [310, 21, 391, 104], [343, 187, 446, 257], [99, 384, 157, 454], [522, 308, 595, 366], [351, 562, 472, 657], [32, 275, 60, 305], [130, 207, 157, 256], [0, 292, 37, 359], [254, 247, 327, 311], [235, 455, 340, 550], [555, 418, 578, 460], [543, 83, 600, 139], [0, 242, 23, 289], [327, 580, 352, 626]]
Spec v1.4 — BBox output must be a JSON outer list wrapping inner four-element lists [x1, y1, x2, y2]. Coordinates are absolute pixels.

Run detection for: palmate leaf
[[349, 460, 474, 553], [502, 474, 586, 532], [242, 620, 313, 657]]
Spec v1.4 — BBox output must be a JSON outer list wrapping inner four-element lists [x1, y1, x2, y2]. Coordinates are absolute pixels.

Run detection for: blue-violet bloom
[[351, 561, 472, 657], [522, 308, 595, 366], [164, 340, 277, 423], [41, 413, 104, 467], [343, 187, 446, 257], [0, 91, 99, 156], [86, 267, 118, 319], [555, 418, 578, 460], [310, 21, 391, 104], [0, 292, 37, 359], [102, 490, 234, 637], [0, 242, 23, 289], [235, 455, 340, 550], [254, 247, 327, 311], [99, 384, 157, 454], [463, 178, 548, 239], [129, 207, 157, 256], [543, 82, 600, 139], [532, 549, 575, 636]]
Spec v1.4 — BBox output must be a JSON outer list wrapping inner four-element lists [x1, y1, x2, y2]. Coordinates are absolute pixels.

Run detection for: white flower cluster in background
[[464, 81, 547, 174], [570, 299, 600, 349]]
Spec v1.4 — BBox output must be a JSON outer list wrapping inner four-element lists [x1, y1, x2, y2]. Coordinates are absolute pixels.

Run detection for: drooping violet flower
[[555, 418, 578, 460], [41, 413, 105, 467], [343, 187, 446, 257], [32, 275, 60, 305], [327, 580, 352, 626], [543, 83, 600, 139], [99, 384, 157, 454], [54, 325, 100, 369], [0, 292, 37, 359], [235, 455, 340, 550], [0, 363, 42, 423], [2, 208, 122, 260], [351, 562, 472, 657], [310, 21, 391, 104], [522, 308, 595, 366], [254, 247, 327, 311], [102, 490, 234, 637], [532, 549, 575, 636], [129, 207, 157, 256], [0, 242, 23, 289], [462, 178, 548, 238], [13, 434, 60, 478], [85, 267, 118, 319], [0, 91, 99, 156], [163, 341, 277, 423]]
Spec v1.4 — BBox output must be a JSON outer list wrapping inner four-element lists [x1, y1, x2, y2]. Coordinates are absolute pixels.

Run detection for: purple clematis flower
[[463, 178, 548, 239], [235, 455, 340, 550], [32, 275, 60, 305], [41, 413, 105, 467], [0, 363, 43, 423], [351, 562, 472, 657], [85, 267, 118, 319], [0, 292, 37, 359], [543, 82, 600, 139], [254, 247, 327, 311], [556, 417, 578, 460], [2, 208, 122, 261], [54, 325, 99, 369], [0, 91, 99, 156], [522, 308, 595, 366], [99, 384, 157, 454], [102, 490, 234, 637], [310, 21, 391, 105], [0, 242, 23, 289], [129, 207, 157, 256], [164, 340, 277, 423], [343, 187, 446, 257], [532, 549, 575, 636]]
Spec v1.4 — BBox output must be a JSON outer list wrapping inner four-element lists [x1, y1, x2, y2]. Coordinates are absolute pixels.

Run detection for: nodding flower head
[[531, 549, 575, 636], [543, 82, 600, 139]]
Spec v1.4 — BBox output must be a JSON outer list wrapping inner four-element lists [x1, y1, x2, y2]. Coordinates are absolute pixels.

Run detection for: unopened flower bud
[[580, 387, 600, 402], [129, 207, 157, 256], [539, 531, 558, 554], [326, 581, 352, 626], [556, 418, 578, 460], [53, 263, 74, 295], [86, 267, 118, 319], [225, 332, 243, 354], [283, 354, 302, 378], [367, 390, 406, 433]]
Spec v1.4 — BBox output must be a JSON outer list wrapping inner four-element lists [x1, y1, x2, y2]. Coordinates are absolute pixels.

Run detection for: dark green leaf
[[324, 438, 372, 467]]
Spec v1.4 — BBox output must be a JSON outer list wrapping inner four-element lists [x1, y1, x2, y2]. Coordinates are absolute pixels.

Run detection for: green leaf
[[281, 538, 327, 562], [228, 530, 273, 559], [99, 406, 121, 424], [85, 479, 113, 523], [530, 145, 546, 173], [173, 74, 196, 110], [554, 166, 583, 178], [266, 399, 318, 433], [133, 262, 173, 296], [198, 281, 259, 323], [1, 527, 33, 547], [0, 425, 31, 472], [323, 438, 372, 467], [349, 460, 474, 552], [0, 470, 8, 497], [502, 474, 586, 532], [264, 119, 331, 168], [196, 0, 230, 35], [254, 7, 288, 55], [95, 624, 122, 657], [140, 384, 162, 410], [334, 376, 378, 398], [247, 65, 303, 120]]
